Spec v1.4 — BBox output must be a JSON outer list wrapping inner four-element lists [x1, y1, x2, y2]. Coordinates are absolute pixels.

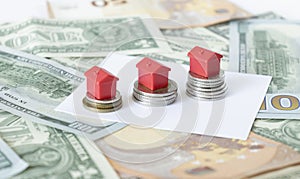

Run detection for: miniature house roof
[[84, 66, 119, 83], [188, 46, 223, 63], [136, 57, 171, 74]]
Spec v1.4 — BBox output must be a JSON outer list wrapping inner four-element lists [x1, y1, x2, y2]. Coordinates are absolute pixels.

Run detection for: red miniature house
[[136, 57, 171, 91], [188, 46, 223, 78], [84, 66, 119, 100]]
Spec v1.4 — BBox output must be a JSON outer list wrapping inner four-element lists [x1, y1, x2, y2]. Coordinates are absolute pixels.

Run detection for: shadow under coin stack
[[132, 57, 178, 106], [186, 46, 228, 100]]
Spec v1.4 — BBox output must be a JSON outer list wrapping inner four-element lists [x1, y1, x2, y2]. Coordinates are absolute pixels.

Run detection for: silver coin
[[189, 80, 224, 87], [187, 81, 226, 90], [133, 98, 176, 106], [133, 88, 177, 99], [188, 71, 225, 83], [186, 90, 226, 100], [133, 91, 177, 102], [187, 82, 227, 93], [187, 79, 225, 88], [132, 79, 178, 106], [133, 91, 177, 103], [186, 85, 228, 96], [187, 90, 227, 99], [186, 92, 226, 100], [187, 79, 227, 91], [133, 79, 178, 98], [132, 95, 176, 107], [188, 76, 224, 85], [188, 81, 225, 90], [186, 85, 227, 96], [133, 88, 175, 99], [188, 78, 224, 87], [186, 71, 228, 100]]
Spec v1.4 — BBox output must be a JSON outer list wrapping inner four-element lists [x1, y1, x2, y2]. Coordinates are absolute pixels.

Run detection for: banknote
[[50, 54, 183, 74], [253, 119, 300, 152], [252, 119, 300, 178], [139, 53, 189, 66], [0, 109, 119, 179], [252, 165, 300, 179], [97, 126, 300, 178], [230, 20, 300, 119], [207, 12, 284, 40], [0, 18, 171, 57], [49, 57, 105, 73], [0, 46, 125, 140], [161, 27, 229, 70], [53, 54, 185, 74], [0, 137, 28, 178], [48, 0, 251, 29]]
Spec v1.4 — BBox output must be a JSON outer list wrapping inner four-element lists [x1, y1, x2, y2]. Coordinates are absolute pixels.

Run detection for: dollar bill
[[0, 46, 125, 140], [252, 165, 300, 179], [160, 27, 230, 70], [0, 137, 28, 178], [230, 20, 300, 119], [0, 109, 119, 179], [97, 126, 300, 178], [48, 0, 251, 29], [159, 12, 283, 71], [48, 57, 105, 73], [140, 53, 189, 66], [252, 119, 300, 178], [253, 119, 300, 152], [0, 18, 171, 57], [50, 53, 187, 74], [51, 54, 186, 74], [207, 12, 284, 40]]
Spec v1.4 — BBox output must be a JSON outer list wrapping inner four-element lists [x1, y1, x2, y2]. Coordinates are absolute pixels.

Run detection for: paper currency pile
[[0, 0, 299, 178]]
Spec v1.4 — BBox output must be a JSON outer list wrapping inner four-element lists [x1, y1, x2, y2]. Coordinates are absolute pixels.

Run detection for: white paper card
[[56, 54, 272, 140]]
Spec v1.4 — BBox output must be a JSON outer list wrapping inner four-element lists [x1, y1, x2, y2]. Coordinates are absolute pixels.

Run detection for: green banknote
[[48, 57, 105, 73], [252, 165, 300, 179], [253, 119, 300, 152], [0, 46, 125, 140], [230, 20, 300, 119], [0, 137, 28, 178], [252, 119, 300, 178], [206, 12, 284, 40], [141, 53, 189, 66], [160, 27, 229, 70], [0, 18, 171, 57], [0, 109, 119, 179]]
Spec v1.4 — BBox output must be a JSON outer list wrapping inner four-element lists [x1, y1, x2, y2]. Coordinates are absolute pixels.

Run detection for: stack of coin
[[186, 70, 227, 100], [83, 91, 122, 112], [133, 80, 178, 106]]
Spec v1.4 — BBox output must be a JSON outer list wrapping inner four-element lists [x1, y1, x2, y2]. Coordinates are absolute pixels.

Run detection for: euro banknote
[[97, 126, 300, 178], [48, 0, 251, 29]]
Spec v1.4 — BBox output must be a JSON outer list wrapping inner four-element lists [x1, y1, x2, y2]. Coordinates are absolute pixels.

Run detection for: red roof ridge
[[136, 57, 171, 73], [84, 66, 119, 82], [188, 46, 223, 61]]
